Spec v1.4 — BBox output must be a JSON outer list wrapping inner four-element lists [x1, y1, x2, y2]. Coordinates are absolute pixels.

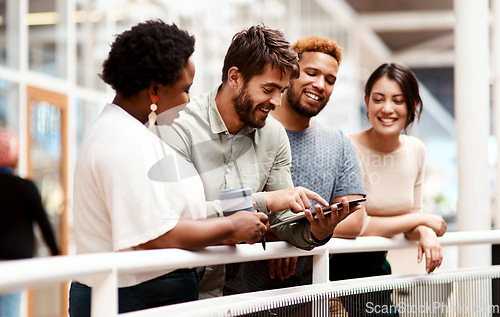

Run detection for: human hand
[[305, 197, 361, 241], [417, 226, 443, 273], [222, 211, 268, 245], [265, 187, 328, 213], [268, 257, 298, 279], [422, 214, 447, 237]]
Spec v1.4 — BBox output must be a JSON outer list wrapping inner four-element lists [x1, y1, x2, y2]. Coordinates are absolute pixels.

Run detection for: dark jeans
[[69, 269, 198, 317]]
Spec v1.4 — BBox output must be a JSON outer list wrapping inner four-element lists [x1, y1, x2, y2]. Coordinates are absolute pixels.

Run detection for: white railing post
[[312, 249, 330, 284], [91, 269, 118, 317], [454, 0, 491, 268], [312, 249, 330, 317]]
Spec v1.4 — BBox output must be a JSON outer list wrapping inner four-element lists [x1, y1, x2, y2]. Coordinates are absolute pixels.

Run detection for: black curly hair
[[100, 20, 195, 98]]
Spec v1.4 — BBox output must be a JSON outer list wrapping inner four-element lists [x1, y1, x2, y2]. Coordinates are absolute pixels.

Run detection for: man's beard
[[285, 87, 327, 117], [233, 86, 274, 129]]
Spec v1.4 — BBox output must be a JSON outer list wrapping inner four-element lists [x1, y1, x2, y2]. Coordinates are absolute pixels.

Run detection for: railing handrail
[[121, 265, 500, 317], [2, 230, 500, 295]]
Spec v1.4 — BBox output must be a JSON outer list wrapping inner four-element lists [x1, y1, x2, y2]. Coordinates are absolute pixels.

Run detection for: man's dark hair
[[100, 20, 195, 97], [221, 25, 299, 83]]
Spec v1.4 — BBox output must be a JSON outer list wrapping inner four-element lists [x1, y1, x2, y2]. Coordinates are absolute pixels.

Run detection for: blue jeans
[[69, 269, 198, 317], [0, 291, 22, 317]]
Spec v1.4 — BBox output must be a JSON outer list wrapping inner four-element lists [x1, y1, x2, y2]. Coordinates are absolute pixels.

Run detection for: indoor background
[[0, 0, 497, 316]]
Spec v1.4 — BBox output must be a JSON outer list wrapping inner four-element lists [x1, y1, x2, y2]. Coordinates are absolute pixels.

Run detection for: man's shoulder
[[182, 92, 211, 117], [187, 91, 211, 108], [0, 172, 22, 184], [257, 115, 288, 140], [285, 119, 348, 151], [252, 116, 289, 150], [172, 92, 212, 132], [307, 119, 346, 145], [263, 115, 286, 132], [0, 173, 37, 194], [312, 119, 343, 135]]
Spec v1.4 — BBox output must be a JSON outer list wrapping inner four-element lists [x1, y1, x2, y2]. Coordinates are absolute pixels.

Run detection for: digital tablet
[[269, 198, 366, 229]]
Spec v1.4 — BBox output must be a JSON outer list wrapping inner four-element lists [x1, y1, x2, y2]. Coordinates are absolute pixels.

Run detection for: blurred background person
[[0, 129, 60, 317]]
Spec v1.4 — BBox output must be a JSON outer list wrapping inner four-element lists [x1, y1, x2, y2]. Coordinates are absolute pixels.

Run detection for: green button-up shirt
[[154, 85, 328, 297]]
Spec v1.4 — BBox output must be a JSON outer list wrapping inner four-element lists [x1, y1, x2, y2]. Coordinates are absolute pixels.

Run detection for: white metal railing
[[2, 230, 500, 316], [132, 266, 500, 317]]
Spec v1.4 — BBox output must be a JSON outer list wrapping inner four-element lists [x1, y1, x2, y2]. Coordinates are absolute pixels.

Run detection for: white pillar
[[454, 0, 491, 267], [82, 0, 96, 89], [493, 0, 500, 230], [6, 0, 28, 177], [346, 25, 362, 134], [5, 0, 21, 132], [57, 0, 77, 226]]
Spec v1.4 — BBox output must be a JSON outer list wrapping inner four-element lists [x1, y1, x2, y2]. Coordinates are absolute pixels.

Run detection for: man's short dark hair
[[100, 20, 195, 97], [221, 25, 299, 83]]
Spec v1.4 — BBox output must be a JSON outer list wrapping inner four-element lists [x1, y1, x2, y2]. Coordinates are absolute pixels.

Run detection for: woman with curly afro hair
[[69, 20, 267, 316]]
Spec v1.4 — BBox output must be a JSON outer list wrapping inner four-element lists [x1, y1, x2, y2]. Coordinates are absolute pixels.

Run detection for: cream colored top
[[349, 135, 425, 217]]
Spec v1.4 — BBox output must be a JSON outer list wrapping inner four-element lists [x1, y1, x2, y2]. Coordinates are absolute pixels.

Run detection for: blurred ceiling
[[323, 0, 456, 68], [0, 0, 485, 70]]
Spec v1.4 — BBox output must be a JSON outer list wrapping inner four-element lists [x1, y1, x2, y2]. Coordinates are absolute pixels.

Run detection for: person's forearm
[[404, 224, 429, 241], [332, 209, 364, 238], [362, 213, 426, 238], [271, 217, 321, 250], [139, 217, 235, 250]]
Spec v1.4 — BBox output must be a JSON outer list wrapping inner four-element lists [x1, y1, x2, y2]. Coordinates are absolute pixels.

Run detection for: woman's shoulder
[[347, 132, 362, 143], [402, 134, 426, 152], [402, 135, 426, 166], [347, 132, 369, 152]]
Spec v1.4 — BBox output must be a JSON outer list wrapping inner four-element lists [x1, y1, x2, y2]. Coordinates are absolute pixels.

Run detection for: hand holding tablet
[[270, 198, 366, 229]]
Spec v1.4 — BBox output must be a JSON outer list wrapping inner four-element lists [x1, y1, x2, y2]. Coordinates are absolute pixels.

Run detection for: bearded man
[[156, 27, 357, 299], [223, 36, 367, 296]]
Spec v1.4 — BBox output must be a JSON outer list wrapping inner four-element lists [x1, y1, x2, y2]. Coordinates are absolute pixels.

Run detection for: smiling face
[[233, 63, 290, 129], [365, 75, 408, 136], [284, 51, 339, 117]]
